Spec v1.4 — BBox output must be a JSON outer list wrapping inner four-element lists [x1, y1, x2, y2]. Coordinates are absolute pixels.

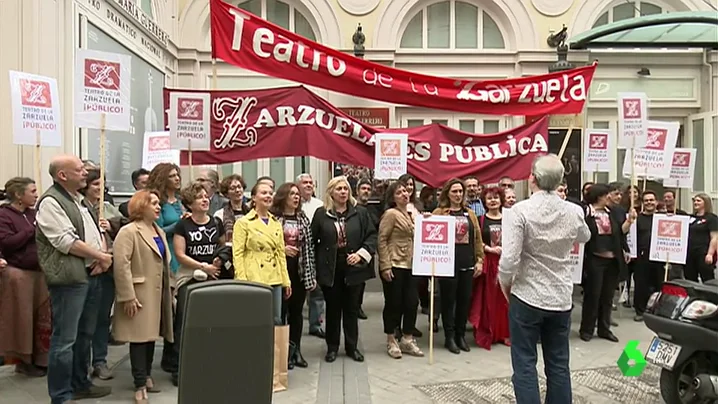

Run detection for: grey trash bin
[[178, 280, 274, 404]]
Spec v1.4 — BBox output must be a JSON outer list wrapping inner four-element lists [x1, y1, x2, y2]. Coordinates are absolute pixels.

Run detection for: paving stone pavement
[[0, 291, 664, 404]]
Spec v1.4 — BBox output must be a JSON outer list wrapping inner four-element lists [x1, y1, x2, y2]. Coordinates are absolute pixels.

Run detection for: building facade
[[1, 0, 716, 204]]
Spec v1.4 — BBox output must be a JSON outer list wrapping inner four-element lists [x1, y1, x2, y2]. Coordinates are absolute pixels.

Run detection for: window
[[592, 1, 665, 28], [139, 0, 153, 18], [238, 0, 317, 41], [399, 0, 505, 49], [401, 115, 503, 133]]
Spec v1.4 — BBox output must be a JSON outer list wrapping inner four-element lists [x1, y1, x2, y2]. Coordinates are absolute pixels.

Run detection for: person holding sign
[[633, 191, 663, 322], [685, 194, 718, 283], [579, 184, 631, 343], [310, 176, 377, 363], [378, 181, 423, 359], [432, 179, 484, 354], [498, 155, 590, 404]]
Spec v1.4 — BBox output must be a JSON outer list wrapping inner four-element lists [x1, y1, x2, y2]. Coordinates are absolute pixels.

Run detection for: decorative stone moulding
[[337, 0, 380, 16], [531, 0, 572, 17]]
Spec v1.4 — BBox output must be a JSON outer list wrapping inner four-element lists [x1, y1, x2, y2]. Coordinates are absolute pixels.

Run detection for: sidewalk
[[0, 292, 664, 403]]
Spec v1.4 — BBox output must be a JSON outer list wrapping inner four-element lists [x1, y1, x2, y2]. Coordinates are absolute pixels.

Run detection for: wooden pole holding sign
[[34, 130, 42, 192], [664, 252, 670, 282], [556, 116, 577, 159], [188, 140, 193, 182], [428, 261, 435, 365], [630, 138, 637, 211], [98, 113, 107, 221], [592, 163, 598, 183]]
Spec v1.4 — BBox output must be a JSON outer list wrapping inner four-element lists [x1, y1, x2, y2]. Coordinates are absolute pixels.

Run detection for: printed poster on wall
[[142, 131, 180, 170], [649, 214, 690, 265], [583, 129, 612, 173], [374, 133, 408, 180], [626, 215, 638, 259], [8, 70, 62, 147], [168, 92, 211, 151], [412, 215, 456, 277], [617, 92, 648, 149], [622, 121, 679, 179], [570, 243, 585, 284], [663, 148, 696, 189], [75, 49, 132, 131]]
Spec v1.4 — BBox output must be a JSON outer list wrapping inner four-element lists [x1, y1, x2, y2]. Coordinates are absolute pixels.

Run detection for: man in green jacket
[[36, 155, 113, 404]]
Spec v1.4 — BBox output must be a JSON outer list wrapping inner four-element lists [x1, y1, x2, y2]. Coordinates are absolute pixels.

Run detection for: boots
[[288, 342, 296, 370], [288, 341, 308, 369]]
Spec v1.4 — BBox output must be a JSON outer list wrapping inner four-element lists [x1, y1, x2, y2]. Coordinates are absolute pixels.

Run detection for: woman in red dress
[[469, 186, 510, 350]]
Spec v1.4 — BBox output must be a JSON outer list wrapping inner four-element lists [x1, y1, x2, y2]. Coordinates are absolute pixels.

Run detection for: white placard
[[142, 131, 180, 170], [583, 129, 613, 173], [374, 133, 408, 180], [412, 215, 456, 277], [618, 92, 648, 149], [649, 214, 690, 265], [570, 242, 585, 284], [622, 121, 680, 180], [169, 92, 211, 151], [663, 148, 696, 189], [626, 216, 637, 259], [8, 70, 62, 147], [75, 49, 132, 131]]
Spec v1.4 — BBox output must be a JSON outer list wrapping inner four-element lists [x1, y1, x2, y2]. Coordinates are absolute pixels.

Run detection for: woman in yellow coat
[[233, 181, 291, 325]]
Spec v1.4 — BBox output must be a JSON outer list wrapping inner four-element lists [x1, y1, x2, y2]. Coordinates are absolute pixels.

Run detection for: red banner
[[209, 0, 595, 116], [163, 86, 548, 188]]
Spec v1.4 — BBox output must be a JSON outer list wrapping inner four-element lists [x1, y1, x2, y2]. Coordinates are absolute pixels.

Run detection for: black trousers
[[130, 342, 156, 389], [624, 260, 636, 300], [439, 270, 473, 338], [418, 277, 430, 309], [358, 282, 366, 307], [282, 268, 307, 348], [381, 268, 419, 335], [160, 280, 195, 377], [633, 253, 665, 315], [322, 262, 362, 353], [580, 255, 620, 336], [684, 249, 716, 283]]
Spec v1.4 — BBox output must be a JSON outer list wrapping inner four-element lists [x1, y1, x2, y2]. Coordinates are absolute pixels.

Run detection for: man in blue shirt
[[464, 176, 485, 217]]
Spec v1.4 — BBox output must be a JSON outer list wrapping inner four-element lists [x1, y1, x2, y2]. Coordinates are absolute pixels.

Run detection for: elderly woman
[[214, 174, 249, 243], [0, 177, 51, 377], [112, 190, 173, 404], [311, 176, 377, 363]]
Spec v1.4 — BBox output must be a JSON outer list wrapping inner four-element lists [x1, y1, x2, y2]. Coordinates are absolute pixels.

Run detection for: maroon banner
[[163, 87, 549, 188], [209, 0, 595, 116]]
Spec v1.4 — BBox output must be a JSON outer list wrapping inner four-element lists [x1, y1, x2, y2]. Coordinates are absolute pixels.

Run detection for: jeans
[[322, 261, 362, 353], [271, 285, 283, 325], [92, 272, 115, 367], [509, 295, 572, 404], [580, 255, 620, 337], [129, 342, 155, 389], [438, 270, 473, 339], [381, 269, 419, 335], [308, 288, 325, 332], [47, 276, 102, 404], [282, 269, 307, 347]]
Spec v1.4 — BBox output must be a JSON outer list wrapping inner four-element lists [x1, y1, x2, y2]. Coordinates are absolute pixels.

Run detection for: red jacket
[[0, 204, 39, 270]]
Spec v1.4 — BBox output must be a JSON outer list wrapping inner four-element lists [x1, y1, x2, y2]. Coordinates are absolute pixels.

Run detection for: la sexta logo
[[658, 220, 681, 238], [381, 139, 401, 157], [589, 133, 608, 150], [622, 99, 642, 119], [672, 152, 690, 167], [421, 222, 448, 244], [178, 98, 203, 121], [84, 59, 121, 91], [20, 79, 52, 108], [645, 128, 668, 150]]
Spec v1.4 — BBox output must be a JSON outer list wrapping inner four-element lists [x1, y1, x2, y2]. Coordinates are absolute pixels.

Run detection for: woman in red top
[[469, 186, 510, 349]]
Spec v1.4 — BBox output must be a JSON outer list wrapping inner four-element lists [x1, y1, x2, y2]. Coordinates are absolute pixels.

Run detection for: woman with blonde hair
[[686, 193, 718, 282], [311, 176, 377, 363], [112, 190, 174, 403]]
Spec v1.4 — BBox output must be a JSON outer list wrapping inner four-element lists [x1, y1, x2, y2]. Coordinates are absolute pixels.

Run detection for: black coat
[[311, 204, 377, 287], [583, 205, 628, 277]]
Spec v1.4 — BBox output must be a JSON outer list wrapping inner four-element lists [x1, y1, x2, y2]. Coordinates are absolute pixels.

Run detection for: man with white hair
[[499, 154, 591, 404], [197, 169, 228, 216], [297, 173, 325, 338]]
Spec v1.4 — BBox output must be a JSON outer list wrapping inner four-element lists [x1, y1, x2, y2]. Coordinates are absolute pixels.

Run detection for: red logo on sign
[[421, 221, 448, 244], [645, 128, 668, 150], [84, 59, 121, 90], [570, 243, 580, 254], [178, 98, 204, 121], [20, 79, 52, 108], [622, 98, 642, 118], [589, 133, 608, 150], [148, 136, 170, 152], [672, 152, 690, 167], [381, 139, 401, 157], [658, 219, 682, 238]]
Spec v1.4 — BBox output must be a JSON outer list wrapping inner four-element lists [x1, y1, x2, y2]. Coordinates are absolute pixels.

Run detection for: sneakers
[[399, 337, 424, 357], [73, 384, 112, 400], [92, 364, 114, 380], [387, 340, 402, 359]]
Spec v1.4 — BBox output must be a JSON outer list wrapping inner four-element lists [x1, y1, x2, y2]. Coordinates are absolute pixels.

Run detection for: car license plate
[[645, 337, 682, 370]]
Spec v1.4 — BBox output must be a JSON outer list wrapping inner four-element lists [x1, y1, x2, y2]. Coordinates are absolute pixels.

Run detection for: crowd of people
[[0, 153, 716, 403]]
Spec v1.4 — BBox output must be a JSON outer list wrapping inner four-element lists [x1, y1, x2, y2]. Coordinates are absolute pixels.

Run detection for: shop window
[[238, 0, 317, 41], [399, 0, 505, 50], [592, 1, 665, 29]]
